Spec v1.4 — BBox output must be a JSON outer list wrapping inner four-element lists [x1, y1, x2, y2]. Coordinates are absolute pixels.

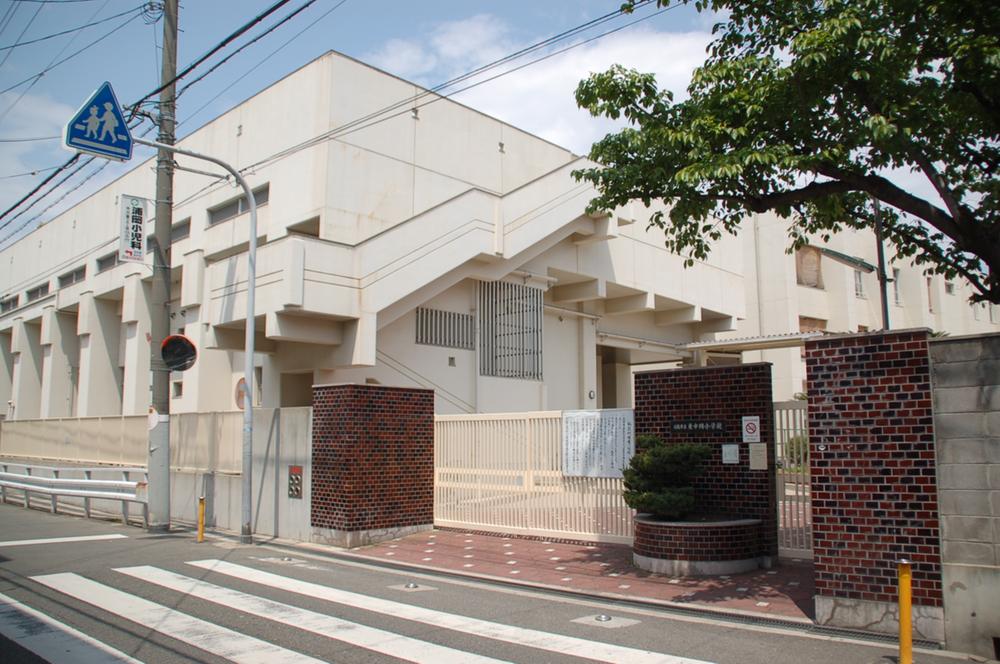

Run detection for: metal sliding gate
[[774, 400, 812, 558]]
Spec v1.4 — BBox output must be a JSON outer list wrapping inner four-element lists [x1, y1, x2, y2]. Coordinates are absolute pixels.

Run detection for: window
[[96, 251, 120, 273], [478, 280, 543, 380], [0, 295, 18, 313], [892, 268, 901, 305], [798, 316, 827, 333], [927, 277, 934, 313], [58, 266, 86, 288], [171, 218, 191, 242], [853, 270, 865, 298], [795, 246, 824, 289], [207, 184, 269, 226], [858, 324, 869, 333], [416, 307, 474, 349], [945, 281, 955, 295], [26, 282, 50, 302], [172, 381, 183, 398]]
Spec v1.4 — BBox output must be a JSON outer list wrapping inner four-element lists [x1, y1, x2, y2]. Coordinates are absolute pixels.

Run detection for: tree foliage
[[576, 0, 1000, 303]]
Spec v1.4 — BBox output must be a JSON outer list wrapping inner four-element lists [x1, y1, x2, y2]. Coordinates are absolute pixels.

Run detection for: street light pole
[[872, 196, 891, 331], [134, 136, 258, 545]]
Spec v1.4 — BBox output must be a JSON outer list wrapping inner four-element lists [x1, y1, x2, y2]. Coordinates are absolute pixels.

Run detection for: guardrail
[[0, 463, 148, 527]]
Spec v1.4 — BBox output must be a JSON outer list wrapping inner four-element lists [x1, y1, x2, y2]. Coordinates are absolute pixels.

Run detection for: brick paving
[[351, 528, 816, 622]]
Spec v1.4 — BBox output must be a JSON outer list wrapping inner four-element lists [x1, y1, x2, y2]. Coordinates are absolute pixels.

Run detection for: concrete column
[[121, 273, 152, 416], [76, 292, 123, 416], [39, 307, 79, 418], [614, 362, 632, 408], [0, 330, 13, 418], [183, 306, 234, 413], [579, 311, 597, 409], [10, 318, 43, 420]]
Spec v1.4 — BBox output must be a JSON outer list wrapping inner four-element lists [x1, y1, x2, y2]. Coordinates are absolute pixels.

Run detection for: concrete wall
[[930, 333, 1000, 660]]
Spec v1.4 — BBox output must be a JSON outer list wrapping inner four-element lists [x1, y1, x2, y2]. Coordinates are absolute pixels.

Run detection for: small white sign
[[119, 194, 150, 263], [562, 409, 635, 478], [742, 415, 761, 443], [722, 444, 739, 464]]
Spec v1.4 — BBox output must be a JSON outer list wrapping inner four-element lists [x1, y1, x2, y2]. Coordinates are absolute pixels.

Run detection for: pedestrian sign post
[[65, 82, 133, 161]]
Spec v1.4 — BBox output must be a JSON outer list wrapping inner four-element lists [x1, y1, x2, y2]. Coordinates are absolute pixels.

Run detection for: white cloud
[[0, 91, 77, 217], [367, 15, 712, 155], [451, 27, 712, 154]]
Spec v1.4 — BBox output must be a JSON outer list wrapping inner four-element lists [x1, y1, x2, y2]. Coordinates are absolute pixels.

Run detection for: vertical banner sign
[[119, 194, 150, 263], [562, 409, 635, 478]]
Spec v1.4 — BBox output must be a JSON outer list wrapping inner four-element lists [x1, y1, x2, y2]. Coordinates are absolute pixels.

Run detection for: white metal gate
[[774, 400, 812, 558]]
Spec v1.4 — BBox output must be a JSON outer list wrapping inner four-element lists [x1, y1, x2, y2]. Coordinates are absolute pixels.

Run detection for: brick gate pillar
[[310, 384, 434, 548], [805, 329, 944, 642]]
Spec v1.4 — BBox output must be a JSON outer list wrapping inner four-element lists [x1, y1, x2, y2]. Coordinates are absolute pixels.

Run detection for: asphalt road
[[0, 504, 977, 664]]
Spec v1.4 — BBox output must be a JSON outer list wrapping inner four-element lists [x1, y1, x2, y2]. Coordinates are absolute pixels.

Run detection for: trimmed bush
[[622, 437, 711, 520]]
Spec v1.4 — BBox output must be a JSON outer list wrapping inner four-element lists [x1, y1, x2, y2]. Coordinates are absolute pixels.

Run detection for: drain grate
[[808, 624, 941, 650]]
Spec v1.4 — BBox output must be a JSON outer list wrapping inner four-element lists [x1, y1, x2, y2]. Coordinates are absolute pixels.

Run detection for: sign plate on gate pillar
[[741, 415, 761, 443]]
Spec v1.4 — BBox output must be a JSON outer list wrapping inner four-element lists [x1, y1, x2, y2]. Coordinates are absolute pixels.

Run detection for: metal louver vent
[[416, 307, 475, 350]]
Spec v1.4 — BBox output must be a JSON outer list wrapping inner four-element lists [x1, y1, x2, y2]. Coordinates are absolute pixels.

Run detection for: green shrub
[[622, 437, 711, 520]]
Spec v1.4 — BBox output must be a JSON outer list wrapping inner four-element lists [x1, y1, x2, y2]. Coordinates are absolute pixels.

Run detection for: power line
[[0, 8, 141, 95], [0, 165, 60, 179], [0, 135, 59, 142], [0, 5, 143, 51], [174, 0, 318, 100], [127, 0, 294, 119], [179, 0, 348, 128], [0, 1, 41, 70], [0, 1, 305, 228]]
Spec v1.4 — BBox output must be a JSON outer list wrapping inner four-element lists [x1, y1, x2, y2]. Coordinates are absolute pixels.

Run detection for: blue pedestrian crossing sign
[[65, 82, 133, 161]]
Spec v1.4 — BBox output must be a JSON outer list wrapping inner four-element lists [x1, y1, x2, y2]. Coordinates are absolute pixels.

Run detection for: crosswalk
[[4, 558, 715, 664]]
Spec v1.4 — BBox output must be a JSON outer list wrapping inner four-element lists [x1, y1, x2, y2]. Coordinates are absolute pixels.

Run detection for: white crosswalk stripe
[[31, 573, 327, 664], [0, 534, 127, 547], [0, 591, 141, 664], [188, 559, 713, 664], [116, 565, 511, 664]]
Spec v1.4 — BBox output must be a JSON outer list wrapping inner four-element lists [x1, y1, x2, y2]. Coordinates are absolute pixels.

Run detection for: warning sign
[[742, 415, 761, 443]]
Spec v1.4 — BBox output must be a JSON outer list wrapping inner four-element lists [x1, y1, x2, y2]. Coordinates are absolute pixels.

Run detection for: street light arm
[[134, 136, 257, 545]]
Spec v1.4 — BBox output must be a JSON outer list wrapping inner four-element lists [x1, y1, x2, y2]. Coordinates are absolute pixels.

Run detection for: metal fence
[[774, 400, 812, 557], [0, 462, 148, 526], [434, 411, 634, 543]]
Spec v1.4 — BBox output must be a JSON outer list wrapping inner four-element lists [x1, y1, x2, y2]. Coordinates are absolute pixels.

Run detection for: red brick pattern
[[633, 364, 777, 558], [634, 518, 762, 561], [805, 330, 942, 607], [311, 384, 434, 533]]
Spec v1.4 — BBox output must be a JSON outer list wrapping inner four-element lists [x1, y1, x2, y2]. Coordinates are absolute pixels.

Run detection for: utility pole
[[147, 0, 178, 531]]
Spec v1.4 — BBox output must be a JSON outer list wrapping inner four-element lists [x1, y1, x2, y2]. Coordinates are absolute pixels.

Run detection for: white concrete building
[[727, 215, 1000, 400], [1, 51, 995, 418], [0, 51, 744, 419]]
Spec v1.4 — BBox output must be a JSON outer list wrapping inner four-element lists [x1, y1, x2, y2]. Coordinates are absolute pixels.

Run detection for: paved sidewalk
[[345, 528, 815, 623]]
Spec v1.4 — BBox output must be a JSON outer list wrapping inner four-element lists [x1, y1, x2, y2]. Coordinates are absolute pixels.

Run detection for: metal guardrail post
[[197, 496, 205, 543], [121, 469, 130, 525], [84, 470, 92, 518], [0, 463, 6, 504], [50, 469, 59, 513], [24, 466, 31, 508]]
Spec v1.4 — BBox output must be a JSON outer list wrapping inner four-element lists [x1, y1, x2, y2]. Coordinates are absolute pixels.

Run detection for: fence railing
[[0, 462, 148, 526], [774, 400, 812, 557], [434, 411, 634, 543]]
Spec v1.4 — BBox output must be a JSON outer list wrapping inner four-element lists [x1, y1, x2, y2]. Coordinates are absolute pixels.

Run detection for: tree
[[575, 0, 1000, 303]]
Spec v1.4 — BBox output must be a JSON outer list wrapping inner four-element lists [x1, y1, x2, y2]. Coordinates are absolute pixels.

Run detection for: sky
[[0, 0, 722, 246]]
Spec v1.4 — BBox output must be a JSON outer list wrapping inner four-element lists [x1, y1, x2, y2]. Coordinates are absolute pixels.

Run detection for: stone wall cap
[[805, 327, 932, 345], [929, 331, 1000, 344], [634, 362, 772, 376], [312, 383, 433, 392]]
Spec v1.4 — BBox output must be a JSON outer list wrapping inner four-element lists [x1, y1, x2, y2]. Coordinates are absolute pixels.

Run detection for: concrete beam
[[696, 316, 738, 334], [574, 214, 618, 246], [551, 279, 606, 304], [332, 312, 377, 368], [654, 305, 702, 327], [604, 292, 655, 316], [265, 311, 343, 346], [207, 326, 278, 354]]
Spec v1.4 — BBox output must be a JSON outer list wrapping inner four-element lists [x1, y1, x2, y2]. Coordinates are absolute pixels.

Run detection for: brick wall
[[311, 384, 434, 538], [806, 330, 942, 607], [634, 517, 761, 561], [633, 363, 777, 558]]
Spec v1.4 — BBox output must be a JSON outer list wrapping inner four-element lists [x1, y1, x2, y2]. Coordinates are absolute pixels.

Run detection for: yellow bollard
[[197, 496, 205, 543], [898, 558, 912, 664]]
